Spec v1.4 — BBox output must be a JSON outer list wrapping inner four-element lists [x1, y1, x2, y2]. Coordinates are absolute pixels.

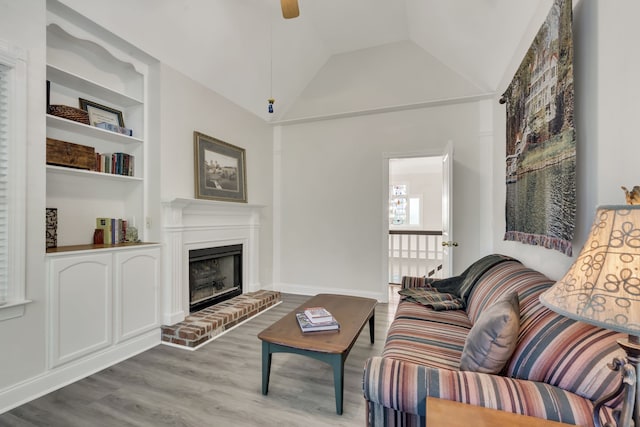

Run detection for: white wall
[[276, 101, 493, 301], [591, 0, 640, 203], [275, 37, 495, 301], [0, 0, 47, 407], [491, 0, 640, 280], [159, 64, 274, 285]]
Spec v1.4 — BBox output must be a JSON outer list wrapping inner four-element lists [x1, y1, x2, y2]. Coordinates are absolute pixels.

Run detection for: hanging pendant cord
[[268, 19, 275, 114], [270, 21, 273, 99]]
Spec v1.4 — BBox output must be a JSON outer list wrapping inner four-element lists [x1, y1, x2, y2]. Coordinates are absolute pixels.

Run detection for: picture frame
[[194, 131, 247, 203], [79, 98, 125, 127]]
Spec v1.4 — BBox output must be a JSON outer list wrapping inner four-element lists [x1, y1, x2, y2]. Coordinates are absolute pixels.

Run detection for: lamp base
[[594, 336, 640, 427], [617, 336, 640, 427]]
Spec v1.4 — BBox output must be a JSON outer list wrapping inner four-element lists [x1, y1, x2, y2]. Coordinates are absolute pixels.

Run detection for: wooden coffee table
[[257, 293, 377, 415]]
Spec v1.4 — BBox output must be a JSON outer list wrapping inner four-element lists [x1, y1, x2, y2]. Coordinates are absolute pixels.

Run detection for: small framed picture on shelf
[[79, 98, 125, 127], [194, 131, 247, 203]]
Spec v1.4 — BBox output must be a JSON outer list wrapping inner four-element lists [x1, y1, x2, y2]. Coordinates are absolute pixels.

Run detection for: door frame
[[440, 141, 454, 278], [381, 148, 449, 303]]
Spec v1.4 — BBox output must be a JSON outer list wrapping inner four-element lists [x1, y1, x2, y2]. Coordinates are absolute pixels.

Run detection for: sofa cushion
[[460, 292, 519, 373], [383, 301, 472, 369], [456, 254, 519, 302], [508, 302, 625, 407], [466, 260, 551, 323]]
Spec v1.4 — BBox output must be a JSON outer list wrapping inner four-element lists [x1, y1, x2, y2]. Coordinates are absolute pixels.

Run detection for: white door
[[441, 142, 455, 277]]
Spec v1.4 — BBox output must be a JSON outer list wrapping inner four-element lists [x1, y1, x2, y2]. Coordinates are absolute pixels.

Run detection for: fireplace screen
[[189, 244, 242, 312]]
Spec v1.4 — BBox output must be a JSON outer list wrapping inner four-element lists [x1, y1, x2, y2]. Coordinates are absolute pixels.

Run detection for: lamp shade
[[540, 205, 640, 335]]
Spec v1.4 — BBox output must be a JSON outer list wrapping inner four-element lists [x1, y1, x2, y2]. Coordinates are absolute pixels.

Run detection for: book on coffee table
[[304, 306, 333, 323], [296, 312, 340, 332]]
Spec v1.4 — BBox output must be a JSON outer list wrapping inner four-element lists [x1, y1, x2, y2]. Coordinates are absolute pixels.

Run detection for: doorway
[[387, 156, 444, 285]]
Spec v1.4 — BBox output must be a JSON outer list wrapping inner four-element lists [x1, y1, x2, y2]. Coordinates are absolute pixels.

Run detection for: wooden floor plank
[[1, 292, 396, 426]]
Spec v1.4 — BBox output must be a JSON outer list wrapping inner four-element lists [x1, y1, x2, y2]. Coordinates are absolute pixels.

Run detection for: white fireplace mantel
[[163, 198, 265, 227], [162, 198, 265, 325]]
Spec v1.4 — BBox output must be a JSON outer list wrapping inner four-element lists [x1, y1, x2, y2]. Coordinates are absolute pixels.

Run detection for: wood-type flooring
[[1, 290, 399, 427]]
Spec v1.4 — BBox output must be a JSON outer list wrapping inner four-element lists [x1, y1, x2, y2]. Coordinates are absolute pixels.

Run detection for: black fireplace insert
[[188, 244, 242, 312]]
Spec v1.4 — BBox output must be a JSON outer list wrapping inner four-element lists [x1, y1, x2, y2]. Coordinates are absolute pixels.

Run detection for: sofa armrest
[[400, 276, 426, 290], [363, 356, 610, 426], [363, 356, 429, 416]]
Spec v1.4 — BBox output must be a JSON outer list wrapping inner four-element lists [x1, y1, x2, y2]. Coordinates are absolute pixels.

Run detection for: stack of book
[[95, 152, 135, 176], [296, 306, 340, 332], [94, 217, 129, 245]]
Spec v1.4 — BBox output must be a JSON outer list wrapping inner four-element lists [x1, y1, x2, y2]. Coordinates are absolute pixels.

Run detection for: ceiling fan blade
[[281, 0, 300, 19]]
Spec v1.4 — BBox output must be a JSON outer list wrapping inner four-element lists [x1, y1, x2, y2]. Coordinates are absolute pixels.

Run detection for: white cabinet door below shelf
[[115, 247, 161, 343], [49, 253, 113, 368]]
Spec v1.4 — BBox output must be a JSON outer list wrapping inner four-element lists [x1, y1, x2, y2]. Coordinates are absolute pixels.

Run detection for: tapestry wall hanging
[[502, 0, 576, 256]]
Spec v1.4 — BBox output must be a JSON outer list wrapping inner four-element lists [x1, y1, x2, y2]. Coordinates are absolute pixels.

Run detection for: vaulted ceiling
[[58, 0, 547, 122]]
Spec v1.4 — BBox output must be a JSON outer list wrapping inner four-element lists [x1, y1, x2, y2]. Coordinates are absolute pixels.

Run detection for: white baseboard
[[274, 282, 385, 302], [246, 281, 264, 292], [0, 329, 160, 414]]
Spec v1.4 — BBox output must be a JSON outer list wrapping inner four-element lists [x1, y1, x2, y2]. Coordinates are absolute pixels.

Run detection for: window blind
[[0, 65, 8, 303]]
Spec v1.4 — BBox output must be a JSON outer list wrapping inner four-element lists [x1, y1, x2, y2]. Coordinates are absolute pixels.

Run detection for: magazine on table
[[296, 312, 340, 332], [303, 306, 334, 324]]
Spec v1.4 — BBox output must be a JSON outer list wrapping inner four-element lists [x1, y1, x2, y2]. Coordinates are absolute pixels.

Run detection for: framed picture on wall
[[194, 131, 247, 202]]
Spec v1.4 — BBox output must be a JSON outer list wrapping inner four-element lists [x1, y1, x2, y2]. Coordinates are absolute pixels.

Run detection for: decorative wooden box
[[46, 138, 96, 170]]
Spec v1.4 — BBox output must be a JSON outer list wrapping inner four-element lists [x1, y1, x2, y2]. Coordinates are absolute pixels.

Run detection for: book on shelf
[[304, 306, 334, 324], [95, 121, 133, 137], [93, 228, 103, 245], [296, 312, 340, 333], [111, 218, 116, 245], [96, 217, 111, 244], [94, 152, 135, 177], [95, 217, 129, 245]]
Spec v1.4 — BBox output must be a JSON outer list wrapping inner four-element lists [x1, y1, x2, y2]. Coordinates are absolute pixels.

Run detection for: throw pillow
[[459, 292, 520, 374]]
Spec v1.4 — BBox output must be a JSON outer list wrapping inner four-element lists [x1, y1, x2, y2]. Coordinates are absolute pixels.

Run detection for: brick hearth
[[161, 290, 281, 349]]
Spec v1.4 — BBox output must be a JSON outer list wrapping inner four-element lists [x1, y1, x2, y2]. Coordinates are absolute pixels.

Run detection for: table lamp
[[540, 205, 640, 427]]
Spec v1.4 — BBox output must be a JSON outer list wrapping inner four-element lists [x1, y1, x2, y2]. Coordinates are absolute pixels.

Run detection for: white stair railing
[[388, 230, 443, 284]]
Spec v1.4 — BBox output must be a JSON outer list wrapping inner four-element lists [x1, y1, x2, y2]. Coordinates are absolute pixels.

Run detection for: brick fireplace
[[162, 198, 264, 325]]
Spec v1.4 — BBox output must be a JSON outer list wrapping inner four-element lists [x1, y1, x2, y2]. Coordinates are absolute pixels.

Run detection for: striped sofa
[[363, 256, 625, 426]]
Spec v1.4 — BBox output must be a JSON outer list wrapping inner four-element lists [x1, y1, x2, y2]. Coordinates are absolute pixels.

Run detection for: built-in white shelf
[[46, 242, 160, 256], [46, 114, 143, 145], [46, 165, 143, 182], [47, 64, 143, 106]]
